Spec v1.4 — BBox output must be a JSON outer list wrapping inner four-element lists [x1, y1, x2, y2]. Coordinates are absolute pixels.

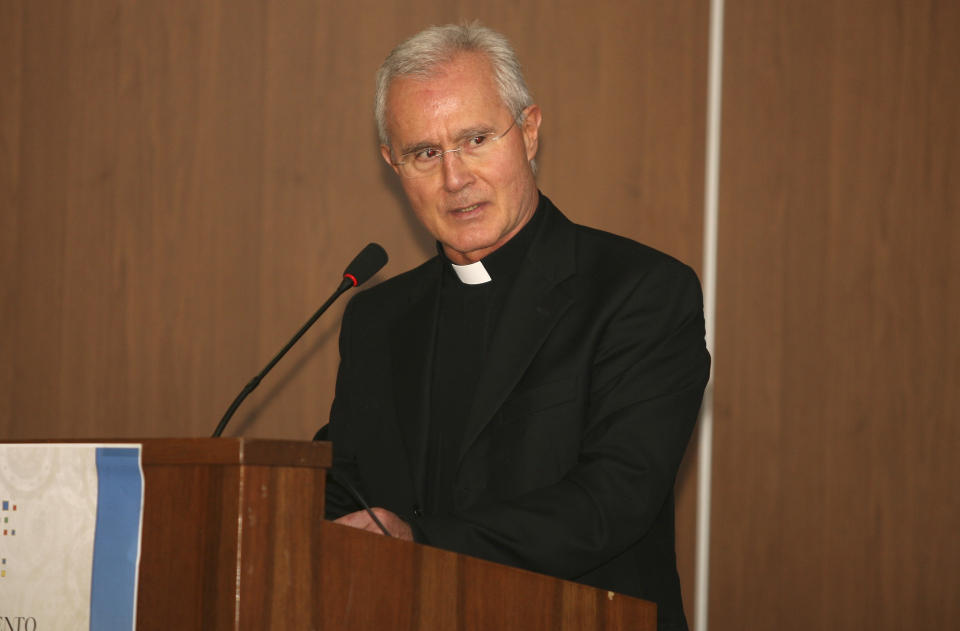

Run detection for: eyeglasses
[[391, 118, 519, 178]]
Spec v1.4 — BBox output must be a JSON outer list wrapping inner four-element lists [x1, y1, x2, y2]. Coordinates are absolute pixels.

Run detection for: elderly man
[[323, 23, 709, 631]]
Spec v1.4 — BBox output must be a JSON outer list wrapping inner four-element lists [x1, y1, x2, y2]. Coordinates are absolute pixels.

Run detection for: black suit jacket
[[325, 194, 710, 630]]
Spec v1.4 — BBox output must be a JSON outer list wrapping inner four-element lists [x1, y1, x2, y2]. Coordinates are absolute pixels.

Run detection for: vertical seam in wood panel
[[696, 0, 725, 630], [234, 464, 245, 629]]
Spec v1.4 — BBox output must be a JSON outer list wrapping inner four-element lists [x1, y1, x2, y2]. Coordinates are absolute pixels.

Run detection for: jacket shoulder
[[344, 255, 439, 318], [537, 194, 698, 287], [570, 220, 701, 290]]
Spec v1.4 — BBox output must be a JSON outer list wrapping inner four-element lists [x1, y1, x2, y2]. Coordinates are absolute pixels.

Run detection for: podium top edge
[[1, 438, 332, 468]]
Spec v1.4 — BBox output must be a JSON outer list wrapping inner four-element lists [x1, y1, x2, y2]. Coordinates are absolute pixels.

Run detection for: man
[[323, 23, 709, 631]]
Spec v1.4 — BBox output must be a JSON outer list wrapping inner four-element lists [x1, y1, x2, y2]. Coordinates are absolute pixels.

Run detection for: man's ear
[[520, 105, 542, 161], [380, 145, 400, 175]]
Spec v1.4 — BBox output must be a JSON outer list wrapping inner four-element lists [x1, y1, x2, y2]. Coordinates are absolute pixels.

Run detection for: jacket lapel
[[458, 204, 577, 464], [389, 260, 442, 500]]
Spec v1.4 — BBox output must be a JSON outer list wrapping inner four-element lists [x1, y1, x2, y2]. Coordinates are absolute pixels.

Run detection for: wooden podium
[[127, 438, 654, 629]]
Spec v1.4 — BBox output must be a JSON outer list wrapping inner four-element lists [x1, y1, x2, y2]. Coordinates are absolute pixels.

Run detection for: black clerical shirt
[[423, 207, 546, 517]]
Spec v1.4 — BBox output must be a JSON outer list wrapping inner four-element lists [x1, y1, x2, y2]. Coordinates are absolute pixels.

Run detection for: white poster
[[0, 444, 143, 631]]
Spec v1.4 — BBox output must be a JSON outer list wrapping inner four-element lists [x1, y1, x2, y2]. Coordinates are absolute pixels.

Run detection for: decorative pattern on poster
[[0, 444, 143, 630]]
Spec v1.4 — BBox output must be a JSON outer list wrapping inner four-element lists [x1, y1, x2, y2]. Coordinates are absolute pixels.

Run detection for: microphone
[[342, 242, 389, 289], [211, 243, 388, 437]]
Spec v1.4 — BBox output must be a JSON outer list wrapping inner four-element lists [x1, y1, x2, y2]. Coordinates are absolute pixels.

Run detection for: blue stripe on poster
[[90, 447, 143, 631]]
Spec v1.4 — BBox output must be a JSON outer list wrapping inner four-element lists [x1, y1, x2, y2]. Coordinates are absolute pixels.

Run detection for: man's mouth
[[452, 203, 481, 214]]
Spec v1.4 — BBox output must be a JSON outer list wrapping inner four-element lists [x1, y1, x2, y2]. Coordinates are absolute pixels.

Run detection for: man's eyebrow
[[398, 125, 498, 156], [398, 141, 437, 156], [454, 125, 497, 141]]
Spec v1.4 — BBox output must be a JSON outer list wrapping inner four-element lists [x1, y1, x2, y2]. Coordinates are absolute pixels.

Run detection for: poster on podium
[[0, 444, 144, 631]]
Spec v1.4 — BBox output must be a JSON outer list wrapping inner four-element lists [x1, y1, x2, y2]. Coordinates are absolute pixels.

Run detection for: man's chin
[[441, 238, 499, 265]]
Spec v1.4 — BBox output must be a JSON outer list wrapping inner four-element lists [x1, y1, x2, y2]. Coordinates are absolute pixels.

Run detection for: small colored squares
[[1, 570, 5, 578], [1, 501, 7, 510]]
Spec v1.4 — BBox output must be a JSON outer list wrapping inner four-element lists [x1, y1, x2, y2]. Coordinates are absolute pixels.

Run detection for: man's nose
[[441, 149, 475, 192]]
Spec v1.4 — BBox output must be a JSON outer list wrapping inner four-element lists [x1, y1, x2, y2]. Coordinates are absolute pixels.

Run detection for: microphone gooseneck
[[211, 243, 388, 438]]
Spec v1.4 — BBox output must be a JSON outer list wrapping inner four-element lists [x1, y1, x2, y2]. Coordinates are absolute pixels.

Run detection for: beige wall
[[711, 0, 959, 627], [1, 1, 956, 628]]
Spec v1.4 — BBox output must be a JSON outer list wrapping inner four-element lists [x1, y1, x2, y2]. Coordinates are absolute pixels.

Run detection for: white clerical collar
[[450, 260, 492, 285]]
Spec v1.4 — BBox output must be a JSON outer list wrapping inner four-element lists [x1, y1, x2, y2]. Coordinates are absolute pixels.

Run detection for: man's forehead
[[384, 53, 507, 142]]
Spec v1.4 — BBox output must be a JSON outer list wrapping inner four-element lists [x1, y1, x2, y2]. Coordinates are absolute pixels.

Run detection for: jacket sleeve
[[411, 261, 710, 579], [323, 297, 366, 520]]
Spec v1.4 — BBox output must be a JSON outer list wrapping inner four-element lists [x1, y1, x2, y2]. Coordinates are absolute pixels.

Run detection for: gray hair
[[374, 22, 534, 147]]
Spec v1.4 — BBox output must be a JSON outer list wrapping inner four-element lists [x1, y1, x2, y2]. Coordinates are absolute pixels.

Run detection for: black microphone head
[[343, 243, 388, 287]]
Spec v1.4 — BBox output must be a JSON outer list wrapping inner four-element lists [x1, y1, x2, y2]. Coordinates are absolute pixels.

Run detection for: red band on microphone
[[344, 273, 359, 287]]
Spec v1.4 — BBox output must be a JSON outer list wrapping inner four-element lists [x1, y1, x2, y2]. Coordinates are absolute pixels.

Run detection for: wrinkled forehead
[[384, 53, 508, 140]]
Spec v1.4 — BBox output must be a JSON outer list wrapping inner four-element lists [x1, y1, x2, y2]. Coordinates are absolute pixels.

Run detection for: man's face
[[380, 53, 542, 265]]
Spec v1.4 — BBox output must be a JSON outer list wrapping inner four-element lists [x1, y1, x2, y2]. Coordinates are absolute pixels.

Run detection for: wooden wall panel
[[713, 0, 960, 628], [1, 0, 708, 620]]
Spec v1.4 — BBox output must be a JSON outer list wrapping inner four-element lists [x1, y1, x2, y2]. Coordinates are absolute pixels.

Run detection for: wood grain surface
[[316, 520, 656, 631], [712, 0, 960, 628], [107, 438, 653, 629]]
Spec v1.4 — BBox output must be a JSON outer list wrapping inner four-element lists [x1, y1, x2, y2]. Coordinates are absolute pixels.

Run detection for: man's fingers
[[333, 509, 389, 535], [333, 508, 413, 540], [334, 509, 374, 529]]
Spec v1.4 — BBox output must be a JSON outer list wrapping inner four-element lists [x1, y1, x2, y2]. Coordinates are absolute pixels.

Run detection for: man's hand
[[333, 507, 414, 541]]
